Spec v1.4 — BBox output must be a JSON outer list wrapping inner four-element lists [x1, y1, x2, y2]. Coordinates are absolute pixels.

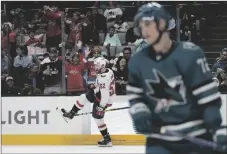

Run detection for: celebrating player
[[127, 2, 227, 154], [62, 57, 115, 147]]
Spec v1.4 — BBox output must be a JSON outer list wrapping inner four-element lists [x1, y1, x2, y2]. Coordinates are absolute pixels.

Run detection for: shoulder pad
[[182, 42, 199, 50]]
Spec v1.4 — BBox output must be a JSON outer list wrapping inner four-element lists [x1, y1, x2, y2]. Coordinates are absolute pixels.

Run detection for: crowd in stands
[[212, 48, 227, 92], [1, 3, 136, 96], [1, 2, 226, 96]]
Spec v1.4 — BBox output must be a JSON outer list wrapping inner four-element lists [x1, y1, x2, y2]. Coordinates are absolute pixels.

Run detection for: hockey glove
[[88, 83, 96, 90], [129, 103, 153, 134]]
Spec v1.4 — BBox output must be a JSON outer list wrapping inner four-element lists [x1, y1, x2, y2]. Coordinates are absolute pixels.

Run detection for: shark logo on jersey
[[145, 69, 186, 113]]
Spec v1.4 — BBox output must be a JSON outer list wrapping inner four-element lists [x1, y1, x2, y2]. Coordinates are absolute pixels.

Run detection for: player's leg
[[92, 102, 112, 147], [62, 87, 97, 119]]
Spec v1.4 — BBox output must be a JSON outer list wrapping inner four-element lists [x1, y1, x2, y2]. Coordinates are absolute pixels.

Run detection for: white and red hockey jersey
[[94, 68, 115, 107]]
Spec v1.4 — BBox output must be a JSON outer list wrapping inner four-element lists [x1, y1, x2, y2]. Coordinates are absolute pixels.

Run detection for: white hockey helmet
[[94, 57, 107, 73]]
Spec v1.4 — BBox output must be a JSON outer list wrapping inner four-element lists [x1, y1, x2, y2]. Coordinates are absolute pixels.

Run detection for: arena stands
[[1, 1, 227, 96]]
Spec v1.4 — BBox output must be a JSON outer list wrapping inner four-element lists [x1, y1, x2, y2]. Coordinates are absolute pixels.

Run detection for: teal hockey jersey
[[127, 41, 222, 142]]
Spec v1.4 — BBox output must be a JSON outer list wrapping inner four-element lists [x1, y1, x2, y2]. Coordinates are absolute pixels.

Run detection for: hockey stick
[[56, 106, 130, 123], [74, 106, 130, 116], [164, 130, 227, 152]]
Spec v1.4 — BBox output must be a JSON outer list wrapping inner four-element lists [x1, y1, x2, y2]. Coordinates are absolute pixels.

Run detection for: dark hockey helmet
[[133, 2, 171, 42]]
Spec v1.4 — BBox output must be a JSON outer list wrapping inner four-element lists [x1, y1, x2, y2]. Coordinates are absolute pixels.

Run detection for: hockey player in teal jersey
[[127, 2, 227, 154]]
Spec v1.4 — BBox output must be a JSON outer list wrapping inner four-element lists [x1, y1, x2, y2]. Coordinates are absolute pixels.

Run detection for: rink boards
[[1, 95, 226, 145]]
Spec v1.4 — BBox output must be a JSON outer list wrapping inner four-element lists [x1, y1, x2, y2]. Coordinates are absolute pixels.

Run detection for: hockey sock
[[71, 104, 80, 113], [100, 128, 108, 137]]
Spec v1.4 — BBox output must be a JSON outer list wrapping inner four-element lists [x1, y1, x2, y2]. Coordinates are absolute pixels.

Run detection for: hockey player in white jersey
[[61, 57, 115, 147]]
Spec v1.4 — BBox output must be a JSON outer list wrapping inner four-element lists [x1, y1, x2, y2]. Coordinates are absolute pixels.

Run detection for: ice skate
[[98, 133, 112, 147]]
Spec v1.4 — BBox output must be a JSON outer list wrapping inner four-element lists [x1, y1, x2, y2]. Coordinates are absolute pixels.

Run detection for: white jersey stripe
[[160, 120, 203, 132], [146, 129, 207, 141], [126, 85, 143, 93], [197, 92, 221, 105], [129, 103, 151, 115], [193, 81, 217, 96], [127, 94, 142, 101]]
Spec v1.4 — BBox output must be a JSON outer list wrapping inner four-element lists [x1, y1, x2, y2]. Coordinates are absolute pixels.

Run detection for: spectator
[[66, 12, 83, 50], [216, 68, 227, 92], [28, 63, 44, 92], [25, 31, 42, 46], [40, 47, 62, 95], [111, 47, 131, 71], [103, 3, 123, 22], [180, 26, 191, 41], [168, 17, 176, 31], [92, 46, 102, 58], [80, 14, 95, 45], [81, 44, 92, 59], [87, 46, 109, 63], [87, 9, 107, 44], [168, 17, 176, 40], [1, 24, 17, 58], [2, 16, 13, 30], [200, 17, 208, 40], [114, 15, 129, 33], [1, 49, 9, 91], [103, 26, 121, 47], [44, 5, 62, 48], [12, 45, 34, 87], [65, 53, 86, 94], [212, 48, 227, 73], [13, 45, 33, 68], [181, 12, 191, 30], [216, 68, 226, 84], [40, 52, 51, 65], [1, 49, 10, 75], [122, 47, 131, 61], [21, 79, 41, 96], [1, 76, 21, 96], [98, 9, 104, 15], [114, 56, 128, 95], [88, 9, 107, 33], [125, 27, 140, 44], [10, 8, 26, 29]]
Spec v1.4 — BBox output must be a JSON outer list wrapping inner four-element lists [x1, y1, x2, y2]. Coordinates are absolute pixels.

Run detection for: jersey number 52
[[99, 80, 115, 96]]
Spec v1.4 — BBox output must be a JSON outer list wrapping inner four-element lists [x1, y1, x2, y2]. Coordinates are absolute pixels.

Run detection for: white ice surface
[[2, 146, 145, 154]]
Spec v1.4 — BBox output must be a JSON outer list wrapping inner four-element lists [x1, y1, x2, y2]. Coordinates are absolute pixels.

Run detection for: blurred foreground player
[[127, 2, 227, 154], [62, 57, 115, 147]]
